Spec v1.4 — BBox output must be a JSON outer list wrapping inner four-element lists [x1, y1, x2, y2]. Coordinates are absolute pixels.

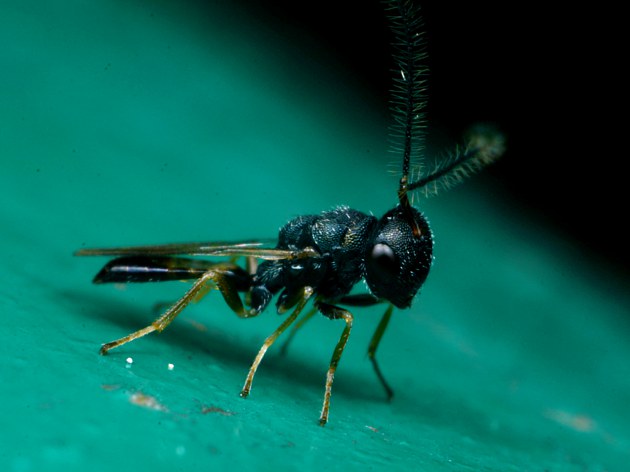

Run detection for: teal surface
[[2, 2, 629, 471]]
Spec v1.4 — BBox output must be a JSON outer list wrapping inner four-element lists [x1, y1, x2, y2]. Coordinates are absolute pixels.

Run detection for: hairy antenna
[[385, 0, 428, 207], [386, 0, 505, 202], [409, 125, 506, 196]]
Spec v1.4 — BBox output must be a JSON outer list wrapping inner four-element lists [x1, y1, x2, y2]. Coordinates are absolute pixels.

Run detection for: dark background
[[210, 1, 626, 275]]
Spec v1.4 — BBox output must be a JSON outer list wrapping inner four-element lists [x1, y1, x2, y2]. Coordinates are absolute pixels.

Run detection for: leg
[[367, 304, 395, 400], [100, 265, 253, 355], [240, 286, 314, 398], [339, 295, 395, 400], [317, 301, 354, 426], [278, 306, 318, 356]]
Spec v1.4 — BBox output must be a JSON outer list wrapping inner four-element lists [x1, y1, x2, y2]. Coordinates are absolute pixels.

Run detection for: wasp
[[76, 0, 504, 425]]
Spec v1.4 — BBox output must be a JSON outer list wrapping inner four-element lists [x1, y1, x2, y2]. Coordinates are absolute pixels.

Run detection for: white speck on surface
[[168, 363, 174, 370]]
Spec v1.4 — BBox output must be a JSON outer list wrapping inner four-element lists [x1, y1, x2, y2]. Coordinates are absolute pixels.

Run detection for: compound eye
[[369, 243, 398, 277]]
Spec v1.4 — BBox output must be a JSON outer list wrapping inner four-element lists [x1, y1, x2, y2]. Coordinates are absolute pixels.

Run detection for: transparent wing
[[75, 239, 315, 261]]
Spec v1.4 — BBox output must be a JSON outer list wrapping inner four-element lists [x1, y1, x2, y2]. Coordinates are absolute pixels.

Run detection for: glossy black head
[[365, 205, 433, 308]]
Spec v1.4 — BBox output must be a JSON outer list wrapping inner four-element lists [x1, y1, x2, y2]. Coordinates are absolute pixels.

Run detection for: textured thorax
[[251, 207, 377, 312]]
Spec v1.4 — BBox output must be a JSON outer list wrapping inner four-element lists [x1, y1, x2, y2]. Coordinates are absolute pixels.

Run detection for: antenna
[[386, 0, 505, 206], [385, 0, 427, 208]]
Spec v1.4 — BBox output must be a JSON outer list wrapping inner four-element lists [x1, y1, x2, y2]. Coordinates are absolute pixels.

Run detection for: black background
[[209, 1, 626, 275]]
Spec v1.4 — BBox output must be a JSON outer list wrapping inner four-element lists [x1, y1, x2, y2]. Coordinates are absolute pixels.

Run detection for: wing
[[75, 239, 317, 261]]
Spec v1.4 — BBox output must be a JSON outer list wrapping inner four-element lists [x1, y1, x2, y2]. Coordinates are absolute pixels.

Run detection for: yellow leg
[[278, 306, 318, 356], [240, 286, 314, 398], [317, 302, 354, 426], [100, 267, 251, 355]]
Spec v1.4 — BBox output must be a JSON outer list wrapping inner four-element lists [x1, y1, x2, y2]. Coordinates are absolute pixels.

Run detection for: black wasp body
[[251, 206, 432, 313], [77, 0, 503, 425]]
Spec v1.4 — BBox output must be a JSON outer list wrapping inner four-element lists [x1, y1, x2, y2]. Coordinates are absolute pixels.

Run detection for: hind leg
[[100, 265, 253, 354]]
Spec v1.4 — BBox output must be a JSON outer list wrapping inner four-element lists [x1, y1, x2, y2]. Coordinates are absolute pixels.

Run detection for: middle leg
[[240, 286, 314, 398]]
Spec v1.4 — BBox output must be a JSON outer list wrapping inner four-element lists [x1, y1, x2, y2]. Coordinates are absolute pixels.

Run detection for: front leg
[[316, 301, 354, 426], [366, 304, 395, 400], [339, 295, 395, 400]]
